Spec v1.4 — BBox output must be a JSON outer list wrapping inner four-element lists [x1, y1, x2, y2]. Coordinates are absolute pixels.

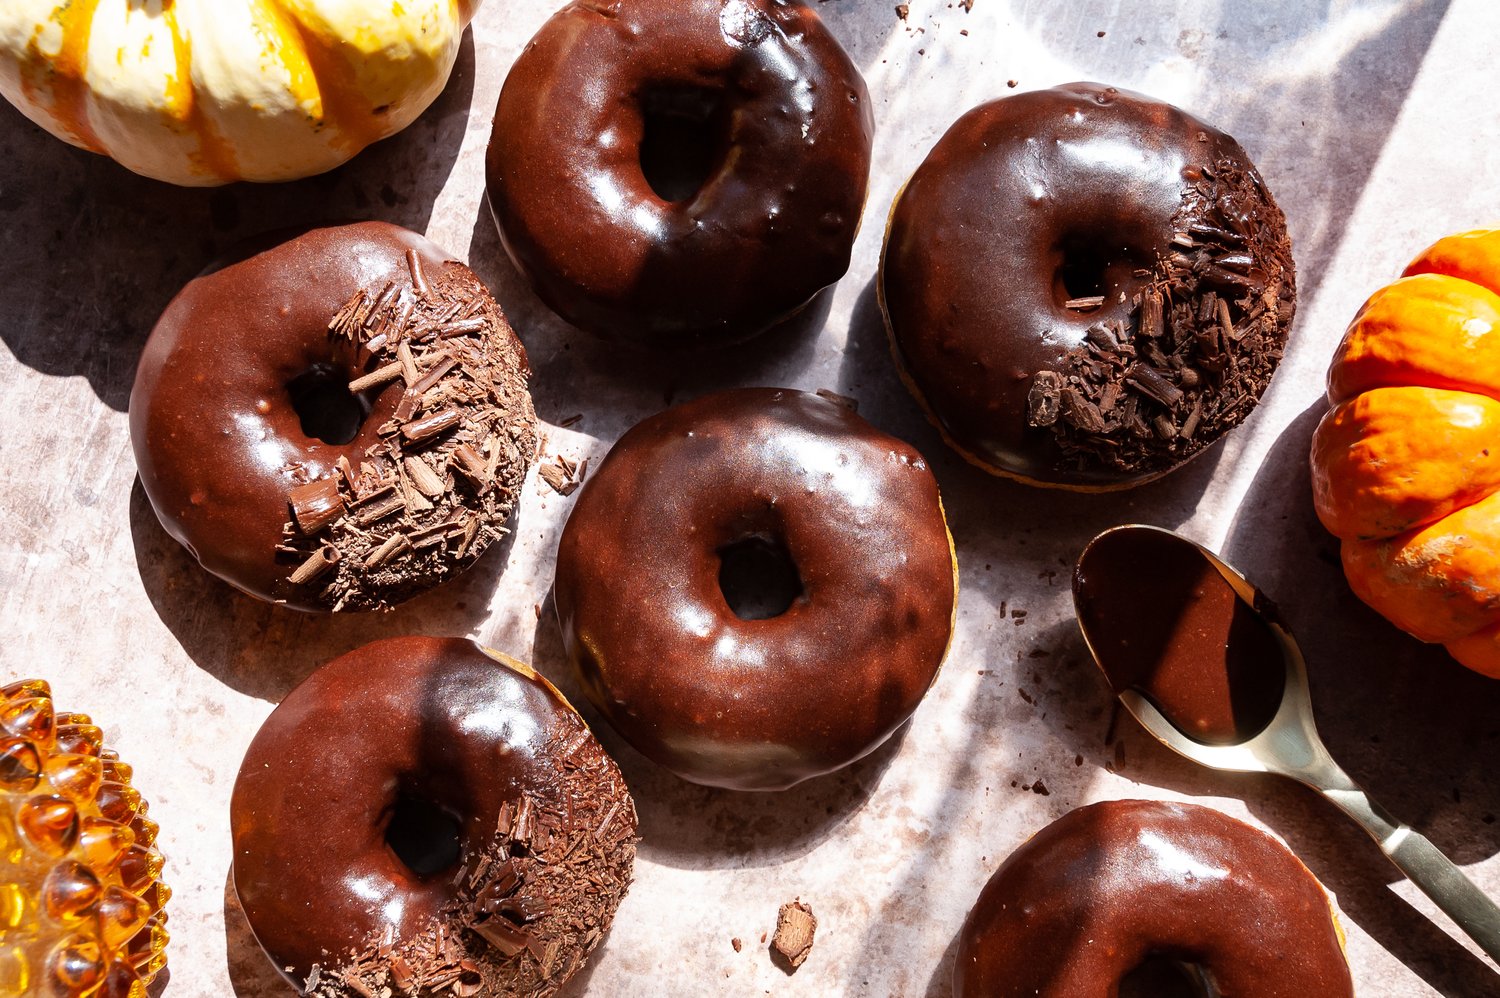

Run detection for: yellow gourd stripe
[[162, 4, 240, 182], [275, 2, 386, 154], [17, 18, 47, 109], [3, 0, 469, 182], [47, 0, 103, 151], [249, 0, 321, 121]]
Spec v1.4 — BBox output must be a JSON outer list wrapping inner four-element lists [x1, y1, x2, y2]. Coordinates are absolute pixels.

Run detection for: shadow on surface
[[920, 916, 965, 998], [525, 589, 906, 871], [0, 34, 477, 412], [129, 475, 519, 703], [1224, 400, 1500, 992], [465, 192, 837, 446], [224, 869, 292, 998], [839, 611, 1107, 997], [1223, 401, 1500, 864], [1007, 0, 1453, 310]]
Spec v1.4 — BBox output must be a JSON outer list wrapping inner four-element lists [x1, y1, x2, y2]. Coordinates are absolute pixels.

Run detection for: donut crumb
[[771, 901, 817, 971]]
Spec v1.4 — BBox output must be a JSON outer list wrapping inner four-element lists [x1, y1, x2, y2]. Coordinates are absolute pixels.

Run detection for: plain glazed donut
[[553, 388, 957, 790], [485, 0, 874, 349], [956, 799, 1352, 997], [131, 222, 537, 611], [881, 83, 1295, 490], [231, 636, 637, 997]]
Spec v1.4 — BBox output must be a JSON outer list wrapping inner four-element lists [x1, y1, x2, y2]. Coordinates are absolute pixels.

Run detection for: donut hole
[[1054, 237, 1114, 307], [1119, 955, 1214, 998], [384, 794, 463, 878], [286, 363, 370, 446], [639, 85, 730, 203], [718, 535, 803, 621]]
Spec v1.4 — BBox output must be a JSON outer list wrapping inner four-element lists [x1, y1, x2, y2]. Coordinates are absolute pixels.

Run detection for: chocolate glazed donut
[[131, 221, 537, 611], [231, 636, 637, 998], [553, 388, 958, 790], [956, 800, 1352, 997], [486, 0, 874, 349], [881, 83, 1295, 490]]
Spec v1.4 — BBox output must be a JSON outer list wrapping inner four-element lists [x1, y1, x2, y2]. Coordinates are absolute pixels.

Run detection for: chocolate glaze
[[231, 636, 636, 994], [130, 222, 535, 611], [553, 388, 957, 790], [485, 0, 874, 349], [881, 83, 1293, 488], [1073, 527, 1285, 744], [955, 800, 1353, 997]]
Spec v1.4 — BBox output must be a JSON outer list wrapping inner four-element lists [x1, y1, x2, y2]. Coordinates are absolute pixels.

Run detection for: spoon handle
[[1320, 783, 1500, 963]]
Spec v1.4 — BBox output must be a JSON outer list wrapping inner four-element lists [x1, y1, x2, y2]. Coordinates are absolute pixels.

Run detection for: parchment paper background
[[2, 0, 1499, 995]]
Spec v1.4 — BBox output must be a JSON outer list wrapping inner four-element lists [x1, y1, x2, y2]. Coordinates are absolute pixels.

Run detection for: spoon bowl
[[1074, 524, 1500, 965], [1076, 524, 1327, 779]]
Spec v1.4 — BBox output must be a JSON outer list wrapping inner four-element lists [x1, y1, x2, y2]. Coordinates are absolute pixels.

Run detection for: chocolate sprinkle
[[289, 479, 344, 536], [306, 712, 638, 998], [1029, 155, 1294, 474], [275, 264, 537, 611]]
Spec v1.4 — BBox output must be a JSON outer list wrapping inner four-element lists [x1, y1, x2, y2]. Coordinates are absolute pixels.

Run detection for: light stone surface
[[2, 0, 1499, 995]]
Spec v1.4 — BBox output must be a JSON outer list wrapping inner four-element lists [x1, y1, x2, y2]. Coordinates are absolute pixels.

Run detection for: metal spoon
[[1073, 523, 1500, 964]]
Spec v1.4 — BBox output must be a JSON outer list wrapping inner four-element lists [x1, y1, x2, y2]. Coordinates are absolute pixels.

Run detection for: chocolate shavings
[[274, 262, 537, 611], [1024, 153, 1295, 475], [306, 712, 638, 998]]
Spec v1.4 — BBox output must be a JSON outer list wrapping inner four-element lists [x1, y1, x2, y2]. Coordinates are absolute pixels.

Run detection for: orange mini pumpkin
[[1311, 229, 1500, 677]]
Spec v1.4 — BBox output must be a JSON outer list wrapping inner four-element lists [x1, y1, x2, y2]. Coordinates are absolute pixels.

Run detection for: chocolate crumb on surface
[[771, 901, 817, 971], [815, 388, 860, 412], [1028, 155, 1294, 475], [276, 265, 537, 611], [306, 710, 638, 998], [539, 455, 587, 497]]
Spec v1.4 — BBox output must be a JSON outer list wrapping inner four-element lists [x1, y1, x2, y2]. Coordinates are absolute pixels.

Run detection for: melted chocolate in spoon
[[1069, 526, 1500, 965], [1074, 527, 1285, 745]]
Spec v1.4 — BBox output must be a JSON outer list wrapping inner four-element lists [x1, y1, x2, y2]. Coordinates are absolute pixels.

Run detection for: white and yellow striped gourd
[[0, 0, 478, 186]]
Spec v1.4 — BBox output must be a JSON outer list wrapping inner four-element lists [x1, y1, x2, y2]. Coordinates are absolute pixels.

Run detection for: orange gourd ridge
[[1311, 228, 1500, 677], [0, 680, 169, 998]]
